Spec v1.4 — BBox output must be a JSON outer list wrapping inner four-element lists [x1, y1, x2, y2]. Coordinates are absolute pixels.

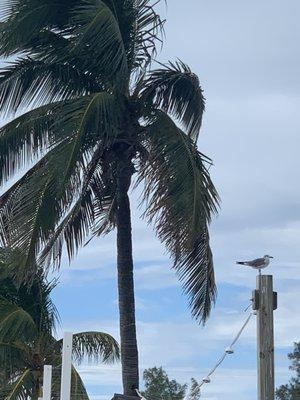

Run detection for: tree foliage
[[142, 367, 187, 400], [276, 342, 300, 400], [0, 0, 219, 324], [186, 378, 201, 400], [0, 249, 119, 400], [141, 367, 202, 400]]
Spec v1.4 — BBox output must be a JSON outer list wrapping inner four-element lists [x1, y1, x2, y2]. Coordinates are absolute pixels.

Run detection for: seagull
[[236, 255, 274, 274]]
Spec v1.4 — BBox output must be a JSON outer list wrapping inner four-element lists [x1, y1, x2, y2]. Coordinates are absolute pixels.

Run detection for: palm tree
[[0, 249, 120, 400], [0, 0, 219, 395]]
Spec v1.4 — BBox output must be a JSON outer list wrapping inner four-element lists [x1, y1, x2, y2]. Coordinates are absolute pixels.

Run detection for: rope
[[198, 311, 254, 391], [138, 309, 254, 398], [230, 313, 253, 348]]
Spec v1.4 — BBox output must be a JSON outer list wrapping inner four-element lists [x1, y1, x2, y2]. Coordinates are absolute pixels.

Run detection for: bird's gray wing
[[249, 257, 265, 267]]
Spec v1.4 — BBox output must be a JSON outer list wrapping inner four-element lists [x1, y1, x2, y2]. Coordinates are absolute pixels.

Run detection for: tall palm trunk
[[116, 160, 139, 396], [32, 371, 42, 400]]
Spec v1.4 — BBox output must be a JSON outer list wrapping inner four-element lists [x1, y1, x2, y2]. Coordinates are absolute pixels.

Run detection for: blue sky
[[48, 0, 300, 399]]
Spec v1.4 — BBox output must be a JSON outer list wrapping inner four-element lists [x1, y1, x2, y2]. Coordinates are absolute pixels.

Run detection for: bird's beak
[[269, 256, 274, 258]]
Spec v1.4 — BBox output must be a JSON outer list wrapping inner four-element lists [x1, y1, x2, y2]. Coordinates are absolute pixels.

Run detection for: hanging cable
[[230, 312, 253, 348], [198, 311, 254, 392]]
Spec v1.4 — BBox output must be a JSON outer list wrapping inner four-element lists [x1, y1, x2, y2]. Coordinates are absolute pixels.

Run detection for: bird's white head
[[264, 255, 274, 259]]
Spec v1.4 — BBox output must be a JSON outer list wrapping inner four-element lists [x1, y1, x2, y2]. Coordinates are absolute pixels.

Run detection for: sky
[[9, 0, 300, 399]]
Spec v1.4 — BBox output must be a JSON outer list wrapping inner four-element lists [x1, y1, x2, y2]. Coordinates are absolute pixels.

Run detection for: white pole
[[43, 365, 52, 400], [60, 332, 73, 400]]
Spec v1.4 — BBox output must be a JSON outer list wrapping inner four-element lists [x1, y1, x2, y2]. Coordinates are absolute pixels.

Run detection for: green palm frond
[[0, 154, 59, 254], [72, 0, 128, 83], [39, 156, 116, 268], [0, 0, 79, 56], [54, 92, 120, 191], [0, 56, 98, 116], [1, 158, 79, 278], [0, 369, 35, 400], [56, 331, 120, 364], [176, 228, 216, 322], [15, 280, 59, 335], [0, 171, 58, 279], [0, 253, 59, 333], [0, 166, 54, 274], [0, 162, 81, 279], [0, 255, 117, 400], [0, 92, 120, 272], [0, 299, 37, 342], [0, 90, 118, 187], [0, 102, 63, 184], [0, 0, 219, 338], [0, 341, 29, 374], [27, 29, 72, 59], [71, 366, 90, 400], [0, 2, 53, 56], [141, 60, 205, 140], [139, 111, 219, 322], [50, 365, 90, 400], [130, 0, 164, 70], [0, 247, 16, 277]]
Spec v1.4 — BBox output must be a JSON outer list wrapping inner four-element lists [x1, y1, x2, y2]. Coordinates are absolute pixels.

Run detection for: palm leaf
[[0, 92, 120, 273], [45, 362, 90, 400], [0, 341, 29, 375], [0, 56, 97, 116], [0, 172, 58, 280], [138, 111, 219, 322], [176, 228, 216, 322], [0, 152, 60, 256], [54, 92, 120, 193], [0, 299, 37, 342], [72, 0, 128, 83], [0, 144, 78, 279], [0, 369, 35, 400], [0, 102, 63, 184], [56, 331, 120, 365], [0, 253, 59, 333], [0, 89, 121, 270], [39, 145, 117, 268], [71, 366, 90, 400], [0, 2, 53, 56], [131, 0, 165, 70], [0, 0, 80, 56], [15, 280, 59, 335], [0, 90, 118, 186], [141, 60, 205, 140]]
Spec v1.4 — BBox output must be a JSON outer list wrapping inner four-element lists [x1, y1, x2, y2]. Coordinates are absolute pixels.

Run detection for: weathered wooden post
[[253, 275, 277, 400]]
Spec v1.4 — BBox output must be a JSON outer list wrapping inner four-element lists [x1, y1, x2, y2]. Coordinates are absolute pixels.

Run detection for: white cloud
[[135, 264, 178, 290], [77, 364, 122, 387]]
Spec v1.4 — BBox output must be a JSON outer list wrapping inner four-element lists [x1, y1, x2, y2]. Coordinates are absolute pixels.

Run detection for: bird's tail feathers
[[236, 261, 247, 265]]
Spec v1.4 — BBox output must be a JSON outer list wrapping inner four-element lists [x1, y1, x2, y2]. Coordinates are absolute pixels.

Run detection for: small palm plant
[[0, 0, 219, 394], [0, 250, 120, 400]]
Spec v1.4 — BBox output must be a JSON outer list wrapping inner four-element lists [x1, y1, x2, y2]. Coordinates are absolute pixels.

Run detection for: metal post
[[60, 332, 73, 400], [43, 365, 52, 400], [256, 275, 276, 400]]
